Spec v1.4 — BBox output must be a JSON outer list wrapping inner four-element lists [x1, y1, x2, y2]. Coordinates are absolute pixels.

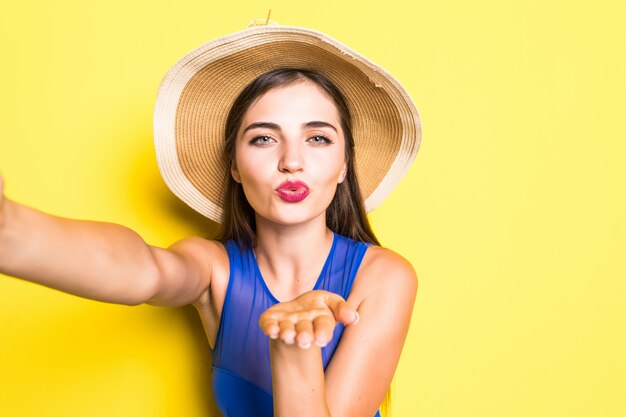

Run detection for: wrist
[[269, 338, 323, 373], [269, 339, 329, 417]]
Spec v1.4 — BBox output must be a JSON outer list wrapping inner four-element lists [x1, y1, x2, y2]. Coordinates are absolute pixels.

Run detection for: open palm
[[258, 290, 359, 349]]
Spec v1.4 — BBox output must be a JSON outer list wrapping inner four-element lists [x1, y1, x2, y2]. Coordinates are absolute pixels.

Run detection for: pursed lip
[[276, 180, 309, 191], [275, 180, 310, 202]]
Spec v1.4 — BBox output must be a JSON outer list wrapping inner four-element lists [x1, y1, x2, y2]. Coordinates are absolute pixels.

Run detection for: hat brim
[[154, 25, 421, 223]]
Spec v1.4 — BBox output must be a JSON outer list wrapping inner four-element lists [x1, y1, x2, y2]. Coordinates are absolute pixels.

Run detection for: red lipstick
[[276, 181, 310, 202]]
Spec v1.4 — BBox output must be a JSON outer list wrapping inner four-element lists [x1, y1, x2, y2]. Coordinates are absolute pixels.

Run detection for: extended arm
[[0, 176, 212, 307]]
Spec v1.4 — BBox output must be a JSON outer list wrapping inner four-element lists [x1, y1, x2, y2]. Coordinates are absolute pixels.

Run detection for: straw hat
[[153, 23, 421, 223]]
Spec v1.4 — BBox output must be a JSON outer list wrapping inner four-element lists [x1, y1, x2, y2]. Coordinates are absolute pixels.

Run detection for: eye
[[249, 135, 276, 146], [307, 135, 333, 145]]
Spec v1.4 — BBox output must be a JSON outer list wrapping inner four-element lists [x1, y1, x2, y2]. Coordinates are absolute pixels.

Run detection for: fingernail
[[315, 340, 328, 347], [299, 342, 312, 349], [353, 311, 360, 324]]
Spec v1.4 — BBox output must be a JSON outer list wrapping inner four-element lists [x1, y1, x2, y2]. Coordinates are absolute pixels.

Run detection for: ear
[[338, 162, 347, 184], [231, 161, 242, 183]]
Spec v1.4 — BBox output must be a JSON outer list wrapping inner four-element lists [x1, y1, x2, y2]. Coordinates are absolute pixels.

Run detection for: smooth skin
[[0, 80, 417, 417]]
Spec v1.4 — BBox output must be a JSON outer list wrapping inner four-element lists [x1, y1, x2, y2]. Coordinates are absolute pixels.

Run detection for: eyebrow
[[242, 121, 338, 134]]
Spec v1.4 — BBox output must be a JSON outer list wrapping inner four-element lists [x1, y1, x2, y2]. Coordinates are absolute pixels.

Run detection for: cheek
[[234, 153, 272, 202], [233, 147, 255, 182], [315, 151, 346, 181]]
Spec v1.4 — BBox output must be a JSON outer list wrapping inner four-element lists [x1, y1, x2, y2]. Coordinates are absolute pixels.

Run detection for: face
[[231, 80, 347, 227]]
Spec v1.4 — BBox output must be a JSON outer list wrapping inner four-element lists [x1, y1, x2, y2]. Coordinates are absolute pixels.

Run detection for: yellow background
[[1, 0, 625, 416]]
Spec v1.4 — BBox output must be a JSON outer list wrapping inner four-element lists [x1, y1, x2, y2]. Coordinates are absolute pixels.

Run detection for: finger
[[336, 302, 359, 326], [322, 292, 346, 313], [295, 319, 314, 349], [278, 319, 296, 345], [258, 313, 280, 339], [323, 293, 359, 325], [312, 314, 336, 347]]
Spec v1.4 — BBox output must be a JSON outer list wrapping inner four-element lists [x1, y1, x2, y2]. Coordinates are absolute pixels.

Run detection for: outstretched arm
[[259, 247, 417, 417], [0, 175, 212, 307]]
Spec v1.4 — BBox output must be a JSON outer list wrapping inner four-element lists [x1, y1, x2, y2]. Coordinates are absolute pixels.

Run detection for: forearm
[[269, 340, 331, 417], [0, 198, 159, 305]]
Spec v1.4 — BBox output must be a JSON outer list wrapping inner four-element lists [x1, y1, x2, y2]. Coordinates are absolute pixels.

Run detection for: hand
[[258, 290, 360, 349]]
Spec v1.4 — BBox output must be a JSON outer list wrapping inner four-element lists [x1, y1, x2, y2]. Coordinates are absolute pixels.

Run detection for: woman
[[0, 24, 421, 417]]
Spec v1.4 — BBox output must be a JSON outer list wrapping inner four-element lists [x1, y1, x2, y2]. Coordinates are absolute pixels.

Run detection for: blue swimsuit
[[211, 232, 381, 417]]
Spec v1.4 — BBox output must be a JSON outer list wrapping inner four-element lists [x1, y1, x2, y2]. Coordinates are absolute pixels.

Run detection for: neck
[[253, 214, 334, 298]]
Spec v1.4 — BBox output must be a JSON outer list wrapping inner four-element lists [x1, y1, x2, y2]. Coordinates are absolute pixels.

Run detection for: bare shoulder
[[167, 236, 228, 266], [167, 236, 224, 254], [167, 236, 230, 291], [350, 245, 418, 304], [146, 236, 229, 307]]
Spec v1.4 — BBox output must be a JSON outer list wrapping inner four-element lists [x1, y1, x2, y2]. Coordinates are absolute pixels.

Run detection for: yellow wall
[[1, 1, 625, 416]]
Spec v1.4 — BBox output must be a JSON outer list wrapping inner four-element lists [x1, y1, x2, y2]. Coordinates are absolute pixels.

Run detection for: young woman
[[0, 25, 421, 417]]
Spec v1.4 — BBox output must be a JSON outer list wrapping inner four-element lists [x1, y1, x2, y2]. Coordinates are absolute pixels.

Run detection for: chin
[[268, 213, 319, 227], [257, 205, 327, 227]]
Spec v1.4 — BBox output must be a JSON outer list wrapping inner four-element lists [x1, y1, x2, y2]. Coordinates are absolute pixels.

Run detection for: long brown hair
[[218, 68, 380, 249], [218, 68, 391, 416]]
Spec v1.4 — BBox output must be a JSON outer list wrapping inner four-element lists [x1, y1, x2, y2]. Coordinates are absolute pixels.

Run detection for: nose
[[278, 139, 304, 173]]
